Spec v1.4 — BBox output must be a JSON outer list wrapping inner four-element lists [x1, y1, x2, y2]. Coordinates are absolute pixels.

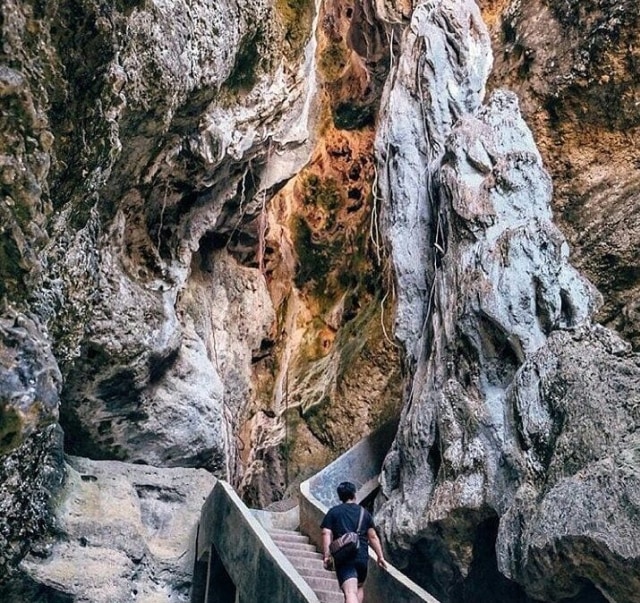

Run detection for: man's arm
[[322, 528, 333, 569], [367, 527, 388, 569]]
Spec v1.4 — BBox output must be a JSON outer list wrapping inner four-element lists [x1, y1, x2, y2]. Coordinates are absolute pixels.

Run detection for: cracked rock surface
[[375, 1, 640, 602]]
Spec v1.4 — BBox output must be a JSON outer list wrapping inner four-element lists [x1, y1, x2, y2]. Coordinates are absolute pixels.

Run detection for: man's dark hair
[[337, 481, 357, 502]]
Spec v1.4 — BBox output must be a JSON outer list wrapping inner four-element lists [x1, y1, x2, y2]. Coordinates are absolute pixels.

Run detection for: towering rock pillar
[[375, 1, 640, 602]]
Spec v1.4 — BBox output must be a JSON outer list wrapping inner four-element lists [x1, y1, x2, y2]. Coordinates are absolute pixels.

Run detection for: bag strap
[[355, 507, 364, 534]]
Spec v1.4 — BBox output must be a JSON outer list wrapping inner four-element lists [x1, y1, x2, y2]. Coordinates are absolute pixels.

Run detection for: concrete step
[[304, 575, 341, 593], [316, 589, 344, 603], [269, 528, 311, 542], [287, 553, 330, 569], [275, 540, 319, 553], [296, 566, 336, 580], [269, 529, 343, 602], [280, 548, 325, 561]]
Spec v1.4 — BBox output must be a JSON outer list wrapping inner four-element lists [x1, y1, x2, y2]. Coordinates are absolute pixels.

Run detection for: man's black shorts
[[336, 559, 368, 586]]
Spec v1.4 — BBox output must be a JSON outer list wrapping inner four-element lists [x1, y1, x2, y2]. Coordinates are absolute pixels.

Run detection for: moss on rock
[[275, 0, 314, 59]]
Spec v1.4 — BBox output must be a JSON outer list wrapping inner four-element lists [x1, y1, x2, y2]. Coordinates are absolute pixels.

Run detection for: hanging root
[[157, 183, 169, 253]]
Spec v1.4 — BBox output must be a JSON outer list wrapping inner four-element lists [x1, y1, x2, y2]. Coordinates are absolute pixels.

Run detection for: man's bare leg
[[357, 582, 364, 603], [341, 577, 359, 603]]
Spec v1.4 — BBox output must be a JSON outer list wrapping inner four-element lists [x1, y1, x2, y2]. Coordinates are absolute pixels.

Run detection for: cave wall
[[1, 0, 639, 601], [482, 0, 640, 350], [374, 2, 640, 603], [0, 0, 401, 593]]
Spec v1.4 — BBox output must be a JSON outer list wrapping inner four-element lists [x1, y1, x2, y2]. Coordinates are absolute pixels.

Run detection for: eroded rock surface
[[0, 425, 65, 588], [498, 326, 640, 603], [375, 1, 640, 602], [483, 0, 640, 350], [1, 0, 315, 590], [2, 0, 639, 600], [0, 312, 61, 455], [5, 457, 215, 602]]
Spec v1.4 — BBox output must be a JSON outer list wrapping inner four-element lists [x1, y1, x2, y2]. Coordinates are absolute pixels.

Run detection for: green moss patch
[[318, 40, 348, 82], [225, 29, 264, 92], [333, 102, 375, 131], [292, 216, 341, 294], [275, 0, 314, 59], [300, 174, 342, 211]]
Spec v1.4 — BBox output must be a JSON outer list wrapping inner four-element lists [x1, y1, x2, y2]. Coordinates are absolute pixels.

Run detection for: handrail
[[195, 480, 320, 603], [299, 420, 440, 603], [194, 421, 440, 603]]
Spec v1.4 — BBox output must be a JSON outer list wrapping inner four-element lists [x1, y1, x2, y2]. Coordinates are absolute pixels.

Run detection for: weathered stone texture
[[482, 0, 640, 350], [1, 0, 311, 590], [0, 425, 65, 588], [498, 326, 640, 602], [0, 312, 61, 455], [1, 0, 401, 592], [375, 1, 640, 602], [4, 456, 215, 602], [375, 0, 493, 359], [0, 0, 313, 476]]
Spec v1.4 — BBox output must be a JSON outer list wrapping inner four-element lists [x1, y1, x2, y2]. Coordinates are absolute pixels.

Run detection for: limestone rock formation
[[1, 0, 317, 593], [483, 0, 640, 350], [1, 0, 400, 593], [498, 325, 640, 603], [0, 312, 65, 583], [0, 426, 65, 589], [375, 1, 640, 602], [0, 312, 61, 456], [6, 456, 215, 602], [1, 0, 639, 600], [1, 0, 318, 477]]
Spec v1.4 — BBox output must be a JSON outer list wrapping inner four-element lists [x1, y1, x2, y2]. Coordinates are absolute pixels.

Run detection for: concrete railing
[[193, 479, 320, 603], [299, 421, 440, 603]]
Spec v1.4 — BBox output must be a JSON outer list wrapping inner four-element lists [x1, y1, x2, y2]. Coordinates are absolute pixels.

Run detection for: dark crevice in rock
[[0, 425, 66, 588], [557, 581, 609, 603], [462, 517, 541, 603], [427, 424, 443, 479], [402, 535, 463, 603], [147, 347, 180, 385], [477, 312, 522, 388], [533, 276, 553, 334], [559, 288, 576, 327], [0, 573, 75, 603], [97, 369, 143, 413]]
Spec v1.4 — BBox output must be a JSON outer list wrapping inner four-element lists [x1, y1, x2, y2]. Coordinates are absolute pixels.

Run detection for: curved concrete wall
[[197, 480, 320, 603], [299, 421, 440, 603]]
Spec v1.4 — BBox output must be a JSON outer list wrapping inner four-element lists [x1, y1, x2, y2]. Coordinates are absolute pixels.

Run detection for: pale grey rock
[[375, 2, 639, 601], [0, 0, 319, 477], [12, 457, 215, 603], [375, 0, 493, 360], [498, 325, 640, 602], [488, 0, 640, 350]]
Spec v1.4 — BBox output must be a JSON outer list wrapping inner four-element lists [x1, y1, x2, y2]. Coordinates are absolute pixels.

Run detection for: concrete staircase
[[268, 528, 343, 603]]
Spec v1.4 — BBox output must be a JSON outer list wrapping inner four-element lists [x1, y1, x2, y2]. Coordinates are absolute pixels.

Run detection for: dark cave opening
[[403, 515, 543, 603], [461, 516, 541, 603]]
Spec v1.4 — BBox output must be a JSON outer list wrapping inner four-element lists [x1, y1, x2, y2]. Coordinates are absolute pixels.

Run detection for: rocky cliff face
[[484, 0, 640, 350], [375, 1, 640, 602], [1, 0, 638, 601], [1, 0, 399, 595]]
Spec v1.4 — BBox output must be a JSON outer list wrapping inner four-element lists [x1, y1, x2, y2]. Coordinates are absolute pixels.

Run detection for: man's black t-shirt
[[321, 502, 374, 563]]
